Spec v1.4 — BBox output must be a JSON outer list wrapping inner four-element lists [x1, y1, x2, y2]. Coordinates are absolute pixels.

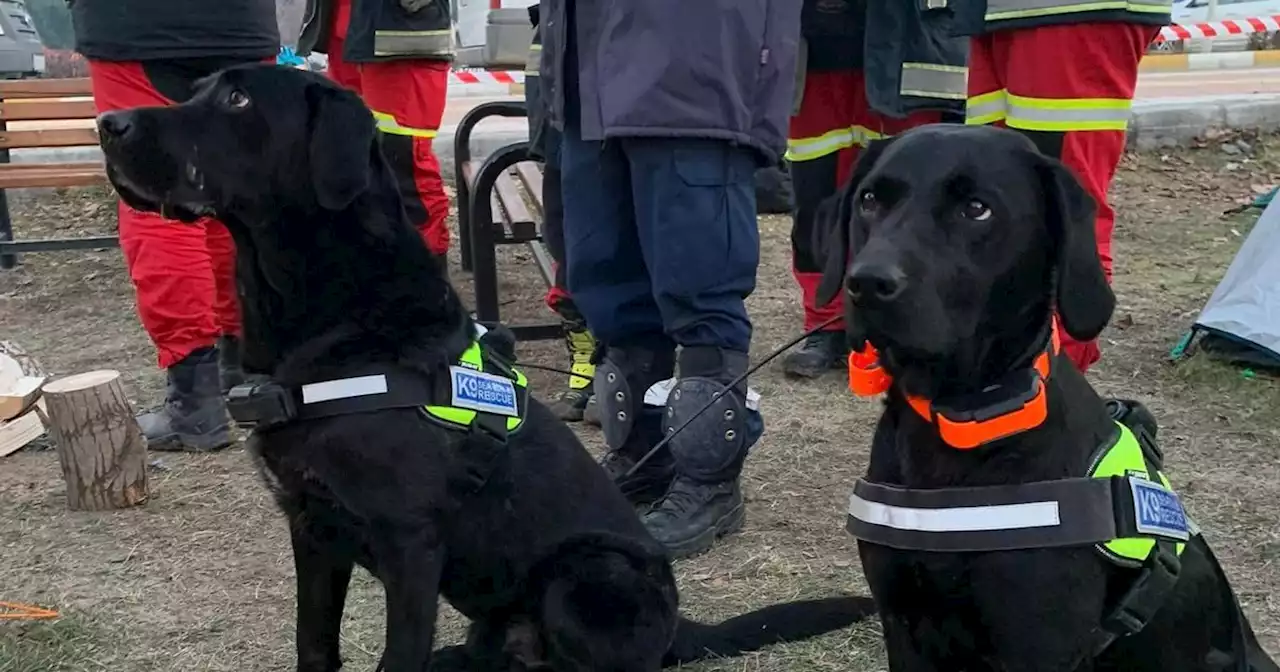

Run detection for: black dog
[[814, 124, 1278, 671], [96, 64, 876, 672]]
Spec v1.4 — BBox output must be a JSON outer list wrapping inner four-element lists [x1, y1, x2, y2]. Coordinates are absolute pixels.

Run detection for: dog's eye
[[857, 191, 881, 216], [961, 199, 992, 222], [227, 90, 251, 110]]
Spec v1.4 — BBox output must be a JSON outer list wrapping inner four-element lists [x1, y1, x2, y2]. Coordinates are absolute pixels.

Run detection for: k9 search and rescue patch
[[1130, 478, 1191, 541], [450, 366, 520, 417]]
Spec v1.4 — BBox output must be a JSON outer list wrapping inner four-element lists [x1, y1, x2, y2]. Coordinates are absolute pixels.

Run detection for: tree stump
[[43, 370, 149, 511]]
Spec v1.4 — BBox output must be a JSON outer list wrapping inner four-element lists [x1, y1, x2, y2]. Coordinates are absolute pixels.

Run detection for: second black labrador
[[813, 124, 1278, 671], [95, 64, 877, 672]]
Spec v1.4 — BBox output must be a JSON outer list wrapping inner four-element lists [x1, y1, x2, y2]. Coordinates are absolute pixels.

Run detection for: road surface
[[15, 68, 1280, 134]]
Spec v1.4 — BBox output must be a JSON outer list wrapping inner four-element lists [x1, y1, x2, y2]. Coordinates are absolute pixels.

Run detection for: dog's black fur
[[813, 124, 1278, 671], [97, 64, 878, 672]]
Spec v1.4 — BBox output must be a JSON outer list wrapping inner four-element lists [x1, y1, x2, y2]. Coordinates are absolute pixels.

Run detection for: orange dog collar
[[847, 325, 1061, 450]]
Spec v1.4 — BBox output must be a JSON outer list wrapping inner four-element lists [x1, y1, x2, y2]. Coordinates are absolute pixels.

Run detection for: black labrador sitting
[[813, 124, 1278, 671], [95, 64, 877, 672]]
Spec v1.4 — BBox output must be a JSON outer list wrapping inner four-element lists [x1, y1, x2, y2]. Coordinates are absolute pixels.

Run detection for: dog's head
[[814, 125, 1114, 395], [98, 64, 377, 225]]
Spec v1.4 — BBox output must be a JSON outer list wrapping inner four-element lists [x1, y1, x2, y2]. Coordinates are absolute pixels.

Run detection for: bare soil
[[2, 135, 1278, 671]]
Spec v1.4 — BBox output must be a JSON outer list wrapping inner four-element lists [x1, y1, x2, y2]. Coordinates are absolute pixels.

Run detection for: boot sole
[[782, 356, 847, 380], [147, 433, 235, 453], [660, 501, 746, 560]]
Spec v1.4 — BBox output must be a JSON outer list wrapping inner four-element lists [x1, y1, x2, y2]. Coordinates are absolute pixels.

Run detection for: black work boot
[[138, 346, 233, 452], [643, 477, 745, 559], [217, 334, 246, 395], [782, 330, 848, 379], [645, 346, 759, 558], [547, 322, 597, 422], [594, 343, 677, 507], [599, 414, 675, 508], [582, 395, 601, 427]]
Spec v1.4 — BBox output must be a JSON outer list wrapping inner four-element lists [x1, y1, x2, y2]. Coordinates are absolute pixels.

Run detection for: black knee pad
[[593, 345, 675, 452]]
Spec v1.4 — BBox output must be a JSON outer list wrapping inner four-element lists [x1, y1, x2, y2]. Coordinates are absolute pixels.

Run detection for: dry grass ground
[[1, 135, 1278, 671]]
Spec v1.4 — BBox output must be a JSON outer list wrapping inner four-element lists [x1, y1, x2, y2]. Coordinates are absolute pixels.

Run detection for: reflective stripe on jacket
[[951, 0, 1171, 36], [297, 0, 454, 62]]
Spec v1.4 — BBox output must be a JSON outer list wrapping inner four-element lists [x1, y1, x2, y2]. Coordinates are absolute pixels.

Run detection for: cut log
[[43, 370, 149, 511], [0, 341, 47, 421]]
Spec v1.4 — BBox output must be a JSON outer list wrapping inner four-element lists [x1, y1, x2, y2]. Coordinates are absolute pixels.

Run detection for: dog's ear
[[813, 136, 896, 307], [1035, 154, 1115, 341], [307, 84, 376, 211]]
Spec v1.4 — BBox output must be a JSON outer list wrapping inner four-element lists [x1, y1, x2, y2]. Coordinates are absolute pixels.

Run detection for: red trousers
[[327, 0, 451, 254], [89, 60, 241, 369], [788, 70, 941, 332], [967, 22, 1156, 372]]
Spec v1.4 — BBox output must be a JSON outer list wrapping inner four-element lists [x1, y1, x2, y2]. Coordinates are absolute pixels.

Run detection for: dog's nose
[[97, 111, 134, 140], [847, 262, 907, 304]]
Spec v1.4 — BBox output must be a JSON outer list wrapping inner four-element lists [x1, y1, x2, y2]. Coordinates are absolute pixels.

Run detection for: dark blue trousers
[[559, 120, 760, 353]]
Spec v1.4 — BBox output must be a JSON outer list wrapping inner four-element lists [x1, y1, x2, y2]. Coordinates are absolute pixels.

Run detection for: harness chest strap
[[225, 337, 528, 439]]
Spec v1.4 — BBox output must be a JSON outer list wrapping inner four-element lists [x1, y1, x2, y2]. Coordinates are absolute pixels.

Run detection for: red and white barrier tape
[[450, 69, 524, 86], [1157, 15, 1280, 42]]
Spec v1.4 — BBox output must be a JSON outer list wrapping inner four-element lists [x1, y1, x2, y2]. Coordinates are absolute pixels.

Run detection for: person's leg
[[783, 70, 861, 378], [997, 22, 1155, 372], [325, 0, 363, 93], [89, 59, 232, 451], [539, 128, 599, 422], [359, 59, 452, 258], [204, 219, 245, 392], [560, 118, 676, 507], [623, 136, 762, 557]]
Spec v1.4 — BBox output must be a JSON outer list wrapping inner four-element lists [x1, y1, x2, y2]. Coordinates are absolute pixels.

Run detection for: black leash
[[490, 316, 844, 476], [622, 315, 843, 477]]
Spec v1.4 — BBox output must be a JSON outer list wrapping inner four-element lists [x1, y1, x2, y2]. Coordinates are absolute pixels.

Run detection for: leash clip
[[225, 380, 298, 430]]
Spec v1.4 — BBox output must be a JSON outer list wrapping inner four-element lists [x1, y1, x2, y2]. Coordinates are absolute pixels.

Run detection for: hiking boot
[[548, 324, 596, 422], [782, 330, 848, 379], [138, 346, 233, 452], [642, 477, 745, 559], [217, 334, 246, 394], [582, 394, 601, 427]]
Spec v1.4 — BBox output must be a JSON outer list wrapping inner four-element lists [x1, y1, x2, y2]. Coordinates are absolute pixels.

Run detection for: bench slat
[[0, 78, 93, 98], [0, 162, 105, 189], [514, 162, 544, 218], [0, 127, 99, 150], [0, 99, 98, 122], [492, 167, 537, 241]]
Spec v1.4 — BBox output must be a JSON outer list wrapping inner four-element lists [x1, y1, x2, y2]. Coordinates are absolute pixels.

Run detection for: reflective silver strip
[[525, 43, 541, 75], [985, 0, 1170, 21], [301, 375, 389, 404], [1005, 95, 1132, 131], [899, 63, 967, 101], [849, 492, 1062, 533], [373, 30, 454, 58]]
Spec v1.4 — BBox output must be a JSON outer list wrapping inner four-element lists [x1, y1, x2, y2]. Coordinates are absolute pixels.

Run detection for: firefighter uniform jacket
[[804, 0, 969, 119], [297, 0, 454, 62], [951, 0, 1172, 35]]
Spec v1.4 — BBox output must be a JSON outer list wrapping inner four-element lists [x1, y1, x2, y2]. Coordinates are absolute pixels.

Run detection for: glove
[[400, 0, 432, 13]]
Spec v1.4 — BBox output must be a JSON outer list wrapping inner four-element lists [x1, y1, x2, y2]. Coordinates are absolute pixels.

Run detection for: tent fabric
[[1191, 195, 1280, 367]]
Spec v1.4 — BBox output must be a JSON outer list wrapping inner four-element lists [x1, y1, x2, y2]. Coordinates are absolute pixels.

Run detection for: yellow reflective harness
[[845, 417, 1193, 654]]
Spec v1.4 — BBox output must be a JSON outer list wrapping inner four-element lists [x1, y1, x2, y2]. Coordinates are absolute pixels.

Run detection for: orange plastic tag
[[847, 346, 891, 397]]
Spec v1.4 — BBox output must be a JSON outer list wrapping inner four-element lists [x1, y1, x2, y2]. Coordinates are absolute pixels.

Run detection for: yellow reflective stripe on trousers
[[373, 29, 453, 57], [899, 63, 968, 101], [525, 43, 541, 76], [985, 0, 1168, 22], [966, 90, 1008, 126], [1006, 94, 1132, 132], [786, 125, 891, 162], [371, 110, 439, 138], [786, 127, 857, 162]]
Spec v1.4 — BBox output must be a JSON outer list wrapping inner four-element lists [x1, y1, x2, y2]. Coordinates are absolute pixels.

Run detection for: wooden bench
[[453, 100, 562, 343], [0, 78, 108, 269]]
